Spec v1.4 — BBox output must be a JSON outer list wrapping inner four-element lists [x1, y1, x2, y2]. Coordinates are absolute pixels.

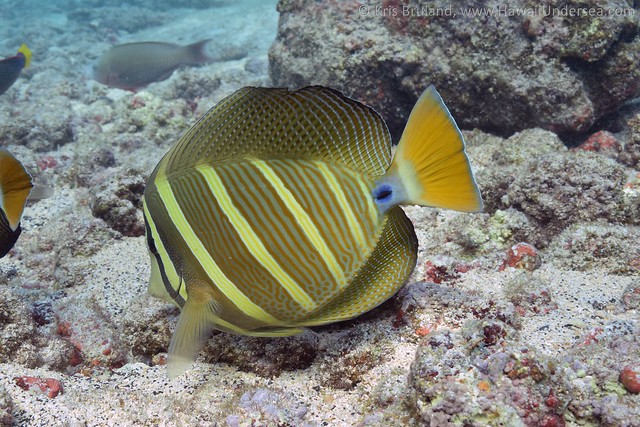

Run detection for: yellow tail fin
[[389, 86, 483, 212], [18, 44, 32, 68]]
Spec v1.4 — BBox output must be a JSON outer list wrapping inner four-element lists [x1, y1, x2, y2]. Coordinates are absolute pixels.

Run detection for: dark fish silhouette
[[0, 44, 32, 95]]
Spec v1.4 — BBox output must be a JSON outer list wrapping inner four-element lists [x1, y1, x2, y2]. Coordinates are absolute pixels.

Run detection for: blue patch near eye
[[373, 184, 393, 204]]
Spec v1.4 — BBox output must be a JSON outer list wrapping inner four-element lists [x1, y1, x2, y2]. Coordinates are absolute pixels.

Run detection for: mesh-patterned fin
[[296, 206, 417, 326], [162, 86, 392, 178]]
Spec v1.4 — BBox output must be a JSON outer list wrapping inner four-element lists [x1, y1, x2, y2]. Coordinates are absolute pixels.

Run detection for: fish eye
[[373, 184, 393, 203]]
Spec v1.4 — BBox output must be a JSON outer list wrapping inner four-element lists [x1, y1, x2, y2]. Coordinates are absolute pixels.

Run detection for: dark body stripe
[[143, 214, 185, 307]]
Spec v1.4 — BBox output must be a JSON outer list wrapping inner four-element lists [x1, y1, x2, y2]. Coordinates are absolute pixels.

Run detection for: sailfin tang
[[167, 292, 220, 379], [162, 86, 392, 178], [0, 148, 34, 230], [390, 86, 483, 212]]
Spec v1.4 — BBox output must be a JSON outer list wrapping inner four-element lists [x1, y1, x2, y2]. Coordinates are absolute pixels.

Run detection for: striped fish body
[[144, 158, 415, 331], [143, 86, 483, 378]]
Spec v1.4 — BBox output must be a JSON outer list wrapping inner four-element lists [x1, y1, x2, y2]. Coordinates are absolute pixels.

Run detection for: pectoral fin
[[167, 295, 220, 380]]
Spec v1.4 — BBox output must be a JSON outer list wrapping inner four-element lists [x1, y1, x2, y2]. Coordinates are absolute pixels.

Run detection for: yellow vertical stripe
[[252, 160, 346, 286], [195, 164, 318, 311], [356, 179, 379, 228], [154, 177, 282, 324], [315, 162, 368, 247]]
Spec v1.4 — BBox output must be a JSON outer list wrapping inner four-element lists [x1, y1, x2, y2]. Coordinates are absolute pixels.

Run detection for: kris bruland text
[[358, 4, 635, 18]]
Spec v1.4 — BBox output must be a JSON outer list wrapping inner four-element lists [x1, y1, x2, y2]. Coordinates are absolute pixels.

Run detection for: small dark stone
[[32, 301, 54, 326]]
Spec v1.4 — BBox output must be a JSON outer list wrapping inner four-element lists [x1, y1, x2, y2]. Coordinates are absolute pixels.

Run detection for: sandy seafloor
[[0, 0, 639, 426]]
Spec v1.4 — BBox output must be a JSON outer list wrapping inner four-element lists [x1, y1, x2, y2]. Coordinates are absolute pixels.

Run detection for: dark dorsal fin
[[162, 86, 392, 177]]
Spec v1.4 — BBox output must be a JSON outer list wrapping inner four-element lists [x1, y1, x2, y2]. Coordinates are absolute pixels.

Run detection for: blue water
[[0, 0, 278, 90]]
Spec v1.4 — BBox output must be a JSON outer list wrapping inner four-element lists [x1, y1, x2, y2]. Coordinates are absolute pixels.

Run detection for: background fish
[[0, 44, 32, 95], [142, 85, 483, 378], [91, 40, 211, 91], [0, 148, 34, 258]]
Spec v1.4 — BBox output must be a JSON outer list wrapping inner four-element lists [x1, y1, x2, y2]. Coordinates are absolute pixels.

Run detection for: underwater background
[[0, 0, 639, 425]]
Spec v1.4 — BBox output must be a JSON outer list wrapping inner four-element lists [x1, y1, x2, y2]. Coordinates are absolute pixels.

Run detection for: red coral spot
[[415, 326, 431, 336], [629, 257, 640, 271], [130, 96, 146, 109], [477, 380, 491, 392], [541, 414, 566, 427], [152, 354, 167, 366], [69, 346, 84, 367], [186, 99, 198, 114], [14, 376, 63, 398], [500, 242, 541, 271], [575, 131, 620, 152], [545, 389, 559, 408], [37, 155, 58, 171], [580, 327, 604, 346], [57, 321, 72, 337], [482, 323, 505, 346], [453, 261, 476, 274], [620, 365, 640, 394], [424, 260, 457, 283], [392, 308, 406, 328]]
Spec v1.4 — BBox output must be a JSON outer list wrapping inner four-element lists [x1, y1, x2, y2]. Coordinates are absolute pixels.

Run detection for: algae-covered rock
[[550, 321, 640, 425], [0, 289, 39, 367], [506, 151, 627, 234], [408, 320, 553, 426], [91, 169, 146, 237], [503, 272, 557, 316], [619, 113, 640, 169], [270, 0, 640, 138], [408, 317, 640, 426], [0, 385, 12, 426], [0, 109, 73, 152], [202, 331, 318, 377], [467, 128, 633, 246], [547, 223, 640, 273]]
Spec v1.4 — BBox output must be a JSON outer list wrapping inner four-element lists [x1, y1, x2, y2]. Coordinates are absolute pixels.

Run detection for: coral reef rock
[[467, 128, 636, 246], [270, 0, 640, 138], [407, 317, 640, 426]]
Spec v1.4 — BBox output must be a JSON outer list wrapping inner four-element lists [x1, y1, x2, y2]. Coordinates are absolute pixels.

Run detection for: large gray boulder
[[269, 0, 639, 139]]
